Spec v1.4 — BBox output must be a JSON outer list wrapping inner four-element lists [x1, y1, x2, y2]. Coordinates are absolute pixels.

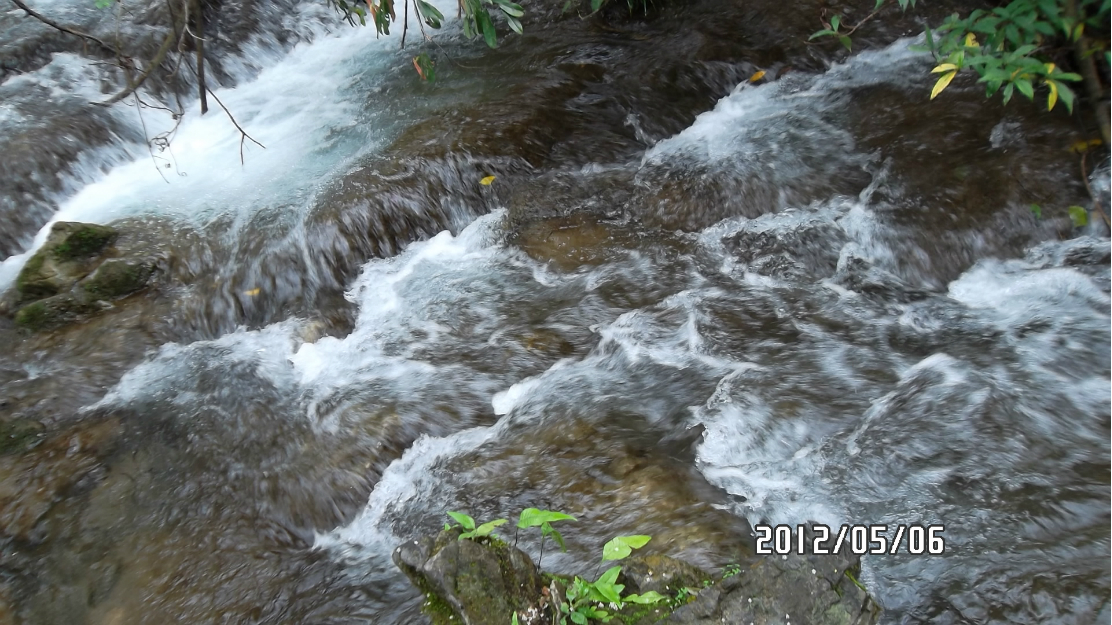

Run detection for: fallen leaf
[[243, 288, 261, 296], [748, 70, 766, 83], [480, 175, 496, 186]]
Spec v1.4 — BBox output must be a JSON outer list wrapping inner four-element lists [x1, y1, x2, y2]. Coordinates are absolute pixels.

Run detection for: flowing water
[[0, 1, 1109, 623]]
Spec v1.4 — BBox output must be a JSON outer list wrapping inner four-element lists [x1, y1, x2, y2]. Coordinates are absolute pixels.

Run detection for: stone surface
[[81, 258, 156, 299], [393, 529, 545, 625], [0, 417, 120, 541], [664, 551, 881, 625], [15, 222, 118, 301]]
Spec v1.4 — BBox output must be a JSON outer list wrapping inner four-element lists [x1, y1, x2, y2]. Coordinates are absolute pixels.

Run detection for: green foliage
[[444, 511, 508, 540], [721, 563, 741, 579], [518, 508, 577, 566], [601, 535, 651, 562], [809, 0, 1108, 113]]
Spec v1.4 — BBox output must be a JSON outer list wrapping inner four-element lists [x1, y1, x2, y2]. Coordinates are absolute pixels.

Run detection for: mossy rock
[[81, 258, 155, 298], [48, 223, 117, 261], [394, 529, 546, 625], [14, 222, 118, 302], [14, 292, 101, 332]]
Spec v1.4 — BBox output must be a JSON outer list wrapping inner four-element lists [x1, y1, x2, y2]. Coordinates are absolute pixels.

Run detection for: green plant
[[444, 511, 508, 540], [517, 508, 577, 567], [809, 0, 1109, 114], [721, 563, 741, 579], [551, 534, 665, 625]]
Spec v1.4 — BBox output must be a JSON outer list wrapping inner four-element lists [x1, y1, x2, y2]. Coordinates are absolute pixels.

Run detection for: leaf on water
[[1069, 205, 1088, 227], [480, 175, 496, 185], [243, 288, 261, 296], [748, 70, 766, 83], [930, 70, 957, 99]]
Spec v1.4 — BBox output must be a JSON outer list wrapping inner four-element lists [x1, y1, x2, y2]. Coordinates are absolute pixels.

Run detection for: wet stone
[[15, 222, 118, 302]]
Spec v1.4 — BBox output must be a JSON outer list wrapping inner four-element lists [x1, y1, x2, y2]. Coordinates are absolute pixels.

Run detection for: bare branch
[[8, 0, 120, 57], [98, 28, 178, 106]]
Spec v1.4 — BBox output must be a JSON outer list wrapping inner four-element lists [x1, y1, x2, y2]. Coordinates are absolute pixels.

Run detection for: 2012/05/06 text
[[754, 524, 946, 555]]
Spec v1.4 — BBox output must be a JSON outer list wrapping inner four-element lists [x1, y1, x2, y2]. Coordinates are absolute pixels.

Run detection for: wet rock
[[13, 292, 103, 332], [514, 213, 629, 271], [0, 418, 44, 455], [621, 554, 711, 596], [6, 222, 159, 332], [664, 552, 881, 625], [0, 417, 120, 541], [393, 529, 545, 625], [15, 222, 118, 301], [81, 258, 156, 299]]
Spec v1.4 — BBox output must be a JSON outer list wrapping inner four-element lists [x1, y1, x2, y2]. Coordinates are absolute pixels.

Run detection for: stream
[[0, 0, 1109, 623]]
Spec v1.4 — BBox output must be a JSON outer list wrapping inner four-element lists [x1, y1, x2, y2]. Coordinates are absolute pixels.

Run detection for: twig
[[98, 29, 178, 106], [205, 85, 265, 165], [193, 0, 208, 115], [401, 0, 409, 49], [133, 92, 171, 183], [8, 0, 120, 57]]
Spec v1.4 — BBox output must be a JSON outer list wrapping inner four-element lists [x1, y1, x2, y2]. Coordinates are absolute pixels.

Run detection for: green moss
[[51, 224, 117, 261], [14, 300, 50, 332], [15, 252, 44, 294], [83, 259, 154, 298]]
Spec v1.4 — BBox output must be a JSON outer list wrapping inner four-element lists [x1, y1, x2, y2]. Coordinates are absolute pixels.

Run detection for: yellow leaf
[[243, 288, 261, 296], [930, 71, 957, 100], [1044, 62, 1056, 74], [964, 33, 977, 47], [931, 63, 958, 73], [748, 70, 766, 83], [480, 175, 496, 186], [1047, 81, 1058, 111]]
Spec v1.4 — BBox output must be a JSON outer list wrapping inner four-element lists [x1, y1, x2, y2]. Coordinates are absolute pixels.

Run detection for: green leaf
[[838, 35, 852, 50], [1002, 82, 1015, 104], [506, 15, 523, 34], [1029, 204, 1042, 219], [809, 29, 837, 39], [591, 0, 604, 10], [477, 9, 498, 48], [542, 524, 568, 552], [624, 591, 667, 604], [1069, 205, 1088, 227], [602, 535, 652, 561], [1055, 81, 1076, 113], [518, 508, 577, 528], [570, 612, 588, 625], [95, 0, 113, 8], [830, 15, 841, 31], [512, 611, 520, 625], [417, 0, 444, 27], [492, 0, 525, 16], [447, 511, 476, 531], [460, 518, 508, 540], [597, 565, 622, 586], [1015, 78, 1035, 100]]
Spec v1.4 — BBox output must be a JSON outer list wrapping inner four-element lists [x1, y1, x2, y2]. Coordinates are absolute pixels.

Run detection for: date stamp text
[[754, 524, 946, 555]]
